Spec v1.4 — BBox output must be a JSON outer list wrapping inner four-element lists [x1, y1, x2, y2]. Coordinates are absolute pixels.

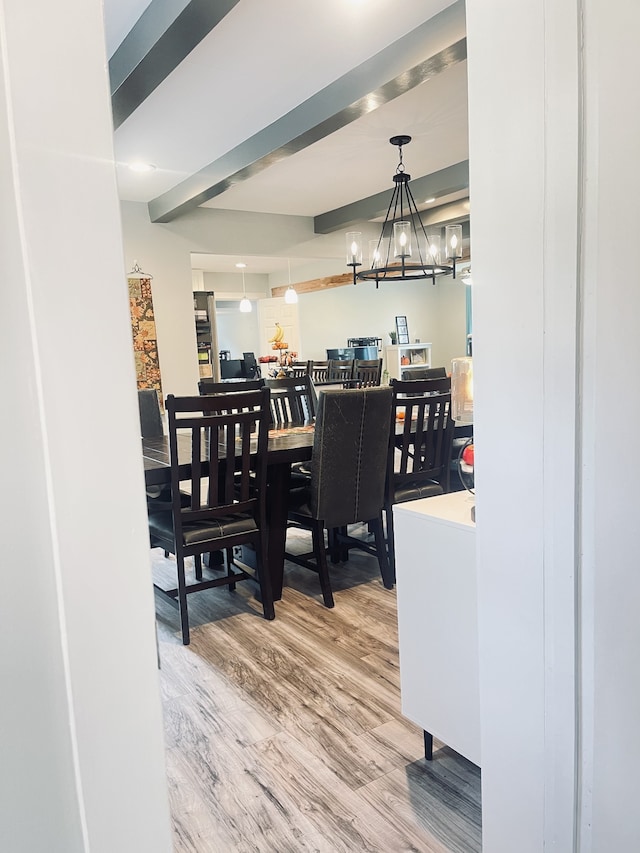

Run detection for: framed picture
[[395, 315, 410, 344]]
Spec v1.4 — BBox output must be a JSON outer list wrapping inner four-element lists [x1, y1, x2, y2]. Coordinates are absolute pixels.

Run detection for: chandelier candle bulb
[[428, 234, 441, 265], [394, 221, 412, 259], [445, 224, 463, 259], [346, 232, 362, 266], [369, 240, 382, 268]]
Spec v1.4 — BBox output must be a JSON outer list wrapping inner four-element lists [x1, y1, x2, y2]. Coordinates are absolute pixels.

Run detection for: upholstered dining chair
[[385, 377, 455, 581], [285, 385, 393, 606], [400, 366, 448, 381], [148, 388, 275, 644]]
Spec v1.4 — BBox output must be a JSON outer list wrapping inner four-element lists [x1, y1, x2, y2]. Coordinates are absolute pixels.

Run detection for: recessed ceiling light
[[235, 262, 247, 268], [128, 161, 156, 173], [425, 197, 436, 204]]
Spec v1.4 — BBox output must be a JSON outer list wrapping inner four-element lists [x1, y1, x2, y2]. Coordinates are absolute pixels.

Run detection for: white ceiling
[[104, 0, 469, 275]]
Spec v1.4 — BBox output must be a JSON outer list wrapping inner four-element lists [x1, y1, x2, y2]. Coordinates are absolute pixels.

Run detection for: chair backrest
[[138, 389, 164, 437], [389, 377, 454, 493], [328, 359, 355, 384], [165, 389, 270, 541], [265, 376, 315, 425], [353, 358, 383, 387], [307, 360, 330, 384], [198, 377, 265, 395], [289, 362, 309, 378], [309, 386, 393, 529], [401, 366, 447, 381], [242, 352, 260, 379]]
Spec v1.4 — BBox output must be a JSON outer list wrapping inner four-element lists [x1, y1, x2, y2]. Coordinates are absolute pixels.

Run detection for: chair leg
[[255, 530, 275, 620], [175, 555, 190, 645], [370, 515, 394, 589], [225, 548, 237, 590], [339, 525, 349, 561], [385, 505, 396, 581], [312, 521, 334, 608], [194, 554, 203, 581], [328, 528, 340, 564]]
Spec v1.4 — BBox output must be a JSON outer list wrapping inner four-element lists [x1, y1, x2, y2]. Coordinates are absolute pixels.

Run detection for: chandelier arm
[[405, 183, 428, 265], [404, 183, 438, 285], [390, 186, 403, 276]]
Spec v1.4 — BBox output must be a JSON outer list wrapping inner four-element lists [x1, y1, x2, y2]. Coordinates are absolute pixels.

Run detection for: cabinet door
[[257, 297, 300, 359]]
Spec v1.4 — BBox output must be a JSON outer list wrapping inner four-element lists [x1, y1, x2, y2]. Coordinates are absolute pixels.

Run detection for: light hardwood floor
[[153, 527, 482, 852]]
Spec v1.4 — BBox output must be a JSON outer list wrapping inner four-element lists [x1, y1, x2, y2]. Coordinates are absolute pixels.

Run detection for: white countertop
[[393, 491, 476, 530]]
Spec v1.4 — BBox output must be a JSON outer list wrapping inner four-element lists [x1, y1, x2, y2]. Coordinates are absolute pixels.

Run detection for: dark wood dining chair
[[328, 359, 355, 385], [198, 377, 265, 394], [139, 388, 172, 556], [289, 362, 309, 378], [148, 388, 275, 644], [306, 360, 331, 384], [385, 377, 455, 581], [285, 386, 394, 606], [138, 388, 164, 437], [353, 358, 383, 387], [265, 376, 315, 425]]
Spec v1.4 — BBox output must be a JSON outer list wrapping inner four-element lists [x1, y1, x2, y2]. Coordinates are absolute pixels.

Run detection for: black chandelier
[[346, 135, 463, 286]]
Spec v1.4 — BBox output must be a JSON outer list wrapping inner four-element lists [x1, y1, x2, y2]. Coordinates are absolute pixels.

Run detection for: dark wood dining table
[[142, 413, 472, 601], [142, 424, 315, 601]]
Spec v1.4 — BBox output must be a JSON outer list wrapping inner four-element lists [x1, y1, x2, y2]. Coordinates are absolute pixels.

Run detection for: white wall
[[1, 1, 172, 850], [120, 202, 200, 397], [467, 0, 640, 850], [121, 205, 467, 384], [581, 4, 640, 850], [215, 301, 261, 358], [297, 274, 467, 367]]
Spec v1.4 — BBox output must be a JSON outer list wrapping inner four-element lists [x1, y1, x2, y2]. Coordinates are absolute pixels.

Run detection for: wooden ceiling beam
[[271, 273, 353, 298], [271, 252, 471, 298]]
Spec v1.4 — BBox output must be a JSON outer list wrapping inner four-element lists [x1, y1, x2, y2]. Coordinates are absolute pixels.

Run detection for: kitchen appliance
[[328, 337, 381, 361], [349, 336, 382, 360], [326, 347, 355, 361], [348, 336, 382, 350]]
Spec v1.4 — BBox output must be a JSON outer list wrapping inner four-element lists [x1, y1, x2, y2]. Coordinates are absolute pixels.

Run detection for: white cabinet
[[393, 492, 480, 765], [385, 342, 432, 380]]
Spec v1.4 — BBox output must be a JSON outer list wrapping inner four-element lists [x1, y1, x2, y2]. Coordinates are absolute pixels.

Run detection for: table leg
[[266, 461, 292, 601], [424, 730, 433, 761]]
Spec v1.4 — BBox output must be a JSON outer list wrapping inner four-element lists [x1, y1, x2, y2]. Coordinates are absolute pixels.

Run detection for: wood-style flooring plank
[[359, 753, 482, 853], [155, 535, 482, 852], [248, 731, 450, 853]]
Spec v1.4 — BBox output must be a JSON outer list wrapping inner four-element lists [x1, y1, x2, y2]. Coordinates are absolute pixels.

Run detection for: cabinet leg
[[424, 730, 433, 761]]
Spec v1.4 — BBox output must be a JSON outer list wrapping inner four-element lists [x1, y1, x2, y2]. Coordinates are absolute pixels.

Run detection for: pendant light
[[284, 258, 298, 304], [346, 135, 464, 287], [239, 268, 252, 313]]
